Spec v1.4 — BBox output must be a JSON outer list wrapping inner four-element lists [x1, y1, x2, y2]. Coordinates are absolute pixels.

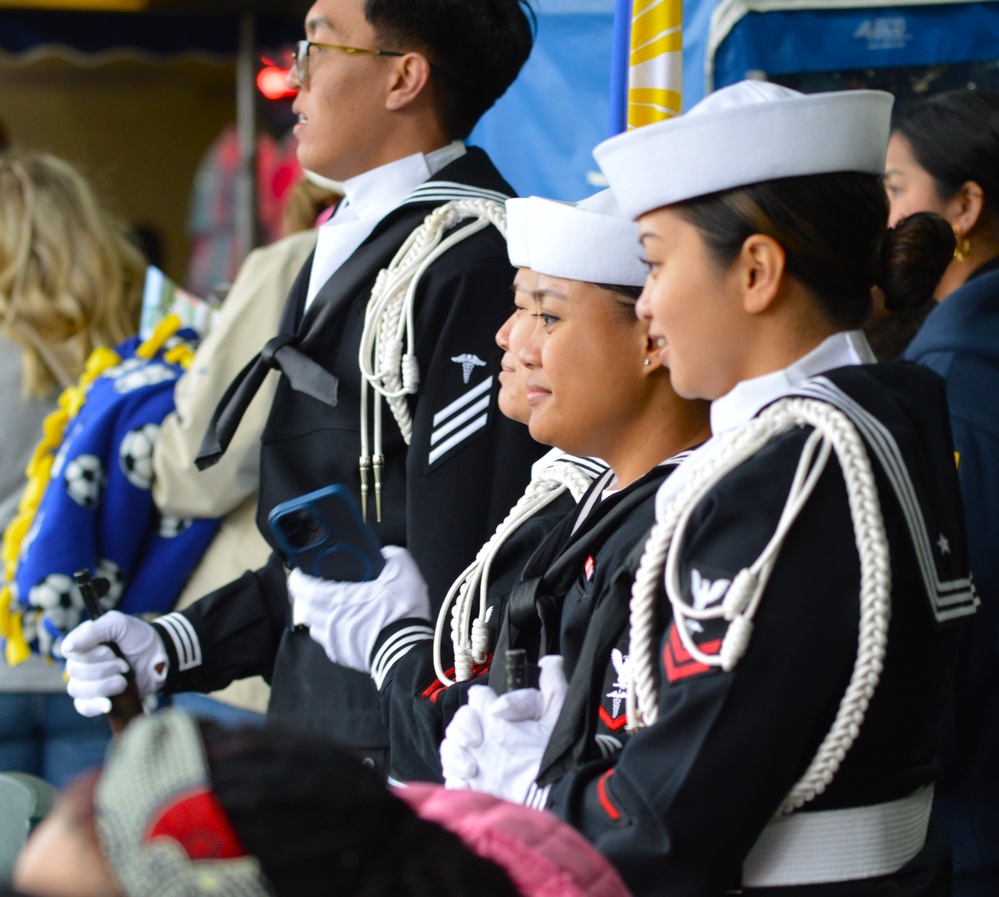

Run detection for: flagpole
[[608, 0, 633, 136]]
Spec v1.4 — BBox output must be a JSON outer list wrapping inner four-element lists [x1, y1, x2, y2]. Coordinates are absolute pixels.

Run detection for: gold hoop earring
[[953, 225, 972, 263]]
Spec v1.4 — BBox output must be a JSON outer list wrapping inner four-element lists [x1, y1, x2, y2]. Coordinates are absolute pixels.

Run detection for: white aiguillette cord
[[356, 198, 507, 521], [433, 460, 597, 686], [627, 397, 891, 815]]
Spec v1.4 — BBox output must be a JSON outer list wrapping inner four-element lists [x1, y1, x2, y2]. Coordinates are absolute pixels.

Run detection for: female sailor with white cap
[[442, 81, 976, 896], [283, 190, 710, 783]]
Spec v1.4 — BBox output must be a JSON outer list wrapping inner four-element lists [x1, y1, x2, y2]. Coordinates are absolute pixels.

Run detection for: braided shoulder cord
[[433, 460, 596, 685], [627, 398, 891, 815], [359, 197, 507, 433], [356, 198, 507, 520]]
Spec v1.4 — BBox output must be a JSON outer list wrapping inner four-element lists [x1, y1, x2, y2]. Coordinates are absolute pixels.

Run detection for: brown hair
[[594, 281, 643, 323], [281, 176, 342, 237], [892, 88, 999, 226], [674, 172, 954, 329]]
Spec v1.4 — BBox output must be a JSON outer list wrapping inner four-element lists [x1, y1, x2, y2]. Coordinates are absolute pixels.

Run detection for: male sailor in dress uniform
[[63, 0, 543, 772]]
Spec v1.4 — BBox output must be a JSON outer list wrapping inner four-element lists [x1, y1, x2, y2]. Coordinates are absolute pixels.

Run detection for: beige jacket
[[153, 229, 317, 712]]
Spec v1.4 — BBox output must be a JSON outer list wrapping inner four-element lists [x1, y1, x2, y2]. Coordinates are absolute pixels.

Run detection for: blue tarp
[[688, 1, 999, 106], [471, 0, 616, 202], [2, 1, 615, 202], [12, 0, 995, 201]]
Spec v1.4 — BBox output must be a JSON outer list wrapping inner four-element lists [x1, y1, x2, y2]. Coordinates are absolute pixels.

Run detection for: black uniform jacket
[[374, 457, 681, 784], [546, 363, 978, 897], [374, 487, 580, 783], [492, 462, 683, 743], [154, 149, 543, 754]]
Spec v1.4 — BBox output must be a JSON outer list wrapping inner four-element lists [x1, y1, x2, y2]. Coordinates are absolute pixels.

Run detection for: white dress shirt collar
[[654, 330, 875, 520], [305, 141, 466, 305], [710, 330, 875, 437], [335, 140, 467, 223]]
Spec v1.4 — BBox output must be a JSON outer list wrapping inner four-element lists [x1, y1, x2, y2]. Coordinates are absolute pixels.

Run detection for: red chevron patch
[[662, 623, 722, 683], [598, 705, 629, 732], [422, 660, 490, 703]]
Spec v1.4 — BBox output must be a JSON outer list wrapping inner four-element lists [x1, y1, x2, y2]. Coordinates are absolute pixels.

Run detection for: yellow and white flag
[[611, 0, 683, 132]]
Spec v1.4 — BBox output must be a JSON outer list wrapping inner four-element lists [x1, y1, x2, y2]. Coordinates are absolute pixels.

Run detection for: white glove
[[287, 546, 430, 671], [61, 611, 169, 718], [440, 655, 568, 802]]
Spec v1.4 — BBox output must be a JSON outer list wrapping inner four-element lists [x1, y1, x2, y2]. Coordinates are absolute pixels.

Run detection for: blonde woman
[[0, 151, 143, 786]]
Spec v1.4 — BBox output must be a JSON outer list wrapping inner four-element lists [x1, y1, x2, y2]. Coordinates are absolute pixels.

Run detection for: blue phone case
[[268, 485, 385, 581]]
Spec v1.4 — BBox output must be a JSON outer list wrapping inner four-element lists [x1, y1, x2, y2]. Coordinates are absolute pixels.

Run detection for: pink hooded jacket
[[398, 785, 632, 897]]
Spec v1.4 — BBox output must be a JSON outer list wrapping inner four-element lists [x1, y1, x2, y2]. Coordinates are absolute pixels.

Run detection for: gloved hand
[[440, 655, 568, 803], [61, 611, 169, 718], [287, 545, 430, 671]]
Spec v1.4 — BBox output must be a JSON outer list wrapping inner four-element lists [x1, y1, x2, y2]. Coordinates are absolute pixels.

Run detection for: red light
[[257, 65, 296, 100]]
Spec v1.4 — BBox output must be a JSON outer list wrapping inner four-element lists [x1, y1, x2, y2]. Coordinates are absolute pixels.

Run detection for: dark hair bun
[[879, 211, 955, 312]]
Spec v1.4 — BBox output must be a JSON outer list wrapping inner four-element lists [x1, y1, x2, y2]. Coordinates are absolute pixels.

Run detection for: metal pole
[[236, 8, 259, 257]]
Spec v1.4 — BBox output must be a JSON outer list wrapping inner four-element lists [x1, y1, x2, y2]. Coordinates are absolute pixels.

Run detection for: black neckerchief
[[195, 210, 428, 469], [489, 463, 675, 693], [537, 536, 652, 786], [195, 149, 511, 470]]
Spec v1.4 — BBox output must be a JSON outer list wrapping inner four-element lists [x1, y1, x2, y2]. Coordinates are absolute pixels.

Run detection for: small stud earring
[[643, 358, 651, 366]]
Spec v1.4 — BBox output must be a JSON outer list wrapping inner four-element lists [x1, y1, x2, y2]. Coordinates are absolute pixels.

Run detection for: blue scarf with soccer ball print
[[11, 330, 219, 660]]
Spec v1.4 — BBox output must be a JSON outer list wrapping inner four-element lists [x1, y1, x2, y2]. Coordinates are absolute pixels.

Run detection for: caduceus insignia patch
[[451, 353, 487, 384], [599, 648, 630, 731]]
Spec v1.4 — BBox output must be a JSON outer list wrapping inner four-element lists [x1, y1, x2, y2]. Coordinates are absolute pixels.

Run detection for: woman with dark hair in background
[[885, 88, 999, 897]]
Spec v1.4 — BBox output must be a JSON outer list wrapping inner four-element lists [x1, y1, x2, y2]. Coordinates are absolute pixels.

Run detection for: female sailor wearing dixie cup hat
[[522, 82, 972, 896], [282, 190, 709, 785]]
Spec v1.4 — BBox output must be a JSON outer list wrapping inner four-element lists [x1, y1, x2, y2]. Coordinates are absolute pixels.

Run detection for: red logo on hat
[[146, 788, 247, 860]]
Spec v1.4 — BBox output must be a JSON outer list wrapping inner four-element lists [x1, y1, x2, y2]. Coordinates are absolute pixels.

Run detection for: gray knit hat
[[95, 711, 273, 897]]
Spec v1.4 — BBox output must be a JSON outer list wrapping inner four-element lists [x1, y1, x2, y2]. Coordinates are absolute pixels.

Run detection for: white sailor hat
[[505, 189, 646, 287], [594, 80, 894, 220], [505, 197, 533, 269]]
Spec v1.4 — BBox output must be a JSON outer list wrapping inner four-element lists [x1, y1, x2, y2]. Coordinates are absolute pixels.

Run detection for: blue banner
[[714, 3, 999, 89]]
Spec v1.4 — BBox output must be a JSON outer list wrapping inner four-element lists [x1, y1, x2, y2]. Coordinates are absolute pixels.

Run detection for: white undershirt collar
[[336, 140, 466, 224], [305, 141, 466, 305], [654, 330, 875, 520], [710, 330, 875, 437]]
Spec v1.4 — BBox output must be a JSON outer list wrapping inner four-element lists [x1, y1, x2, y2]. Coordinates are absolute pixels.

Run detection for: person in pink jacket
[[12, 709, 630, 897]]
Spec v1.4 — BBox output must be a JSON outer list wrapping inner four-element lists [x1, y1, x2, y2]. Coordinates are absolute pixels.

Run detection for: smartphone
[[268, 485, 385, 582]]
